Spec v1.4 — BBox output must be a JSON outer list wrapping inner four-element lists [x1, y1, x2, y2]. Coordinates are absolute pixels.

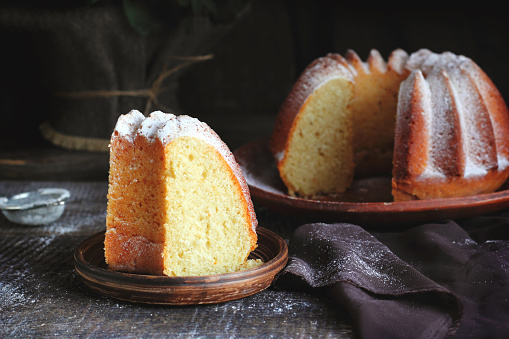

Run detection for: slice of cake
[[105, 110, 260, 276]]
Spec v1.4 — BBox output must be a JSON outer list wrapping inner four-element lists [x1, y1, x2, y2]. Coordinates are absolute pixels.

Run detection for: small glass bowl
[[0, 188, 71, 225]]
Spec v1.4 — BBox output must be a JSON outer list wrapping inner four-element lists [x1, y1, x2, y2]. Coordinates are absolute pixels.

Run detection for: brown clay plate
[[74, 227, 288, 305], [234, 137, 509, 226]]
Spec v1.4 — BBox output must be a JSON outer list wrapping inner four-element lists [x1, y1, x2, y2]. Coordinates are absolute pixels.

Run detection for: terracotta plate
[[74, 227, 288, 305], [234, 137, 509, 226]]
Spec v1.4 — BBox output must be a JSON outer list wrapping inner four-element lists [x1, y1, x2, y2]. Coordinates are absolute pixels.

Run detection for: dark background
[[1, 1, 507, 180]]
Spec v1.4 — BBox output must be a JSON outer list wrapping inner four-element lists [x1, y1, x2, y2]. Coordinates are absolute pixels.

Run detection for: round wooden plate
[[234, 137, 509, 226], [74, 227, 288, 305]]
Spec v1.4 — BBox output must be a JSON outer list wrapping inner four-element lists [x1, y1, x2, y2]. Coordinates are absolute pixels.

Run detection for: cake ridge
[[367, 49, 387, 73], [345, 49, 367, 75], [428, 67, 464, 178], [456, 66, 499, 176], [395, 69, 433, 178], [387, 49, 410, 74]]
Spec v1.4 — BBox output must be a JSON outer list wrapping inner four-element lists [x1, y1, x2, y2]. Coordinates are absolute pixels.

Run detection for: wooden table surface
[[0, 180, 356, 338]]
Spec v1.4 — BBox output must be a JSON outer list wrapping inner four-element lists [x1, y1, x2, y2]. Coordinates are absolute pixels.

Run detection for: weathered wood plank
[[0, 181, 356, 338]]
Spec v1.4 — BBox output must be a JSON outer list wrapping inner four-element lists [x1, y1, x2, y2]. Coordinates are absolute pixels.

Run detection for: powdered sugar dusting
[[427, 68, 455, 179], [0, 282, 39, 306], [301, 55, 355, 96], [411, 70, 445, 179], [451, 67, 493, 177], [498, 155, 509, 171], [138, 111, 175, 140], [113, 110, 145, 141], [306, 225, 406, 290], [387, 48, 410, 74], [274, 150, 284, 162], [282, 223, 443, 294]]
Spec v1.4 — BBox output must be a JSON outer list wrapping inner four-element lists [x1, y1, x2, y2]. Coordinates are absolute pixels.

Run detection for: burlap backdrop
[[0, 2, 239, 151]]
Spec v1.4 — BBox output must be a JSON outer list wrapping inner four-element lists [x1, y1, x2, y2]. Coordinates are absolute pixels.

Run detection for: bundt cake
[[270, 48, 509, 201], [105, 110, 260, 276]]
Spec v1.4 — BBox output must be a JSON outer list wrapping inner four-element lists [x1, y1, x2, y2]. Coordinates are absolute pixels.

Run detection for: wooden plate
[[74, 227, 288, 305], [234, 137, 509, 226]]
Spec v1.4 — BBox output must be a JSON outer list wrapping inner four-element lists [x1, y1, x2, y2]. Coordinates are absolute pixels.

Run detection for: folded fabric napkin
[[273, 213, 509, 338]]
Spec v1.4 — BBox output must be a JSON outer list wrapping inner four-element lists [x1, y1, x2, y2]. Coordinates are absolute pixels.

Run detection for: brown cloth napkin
[[273, 214, 509, 338]]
